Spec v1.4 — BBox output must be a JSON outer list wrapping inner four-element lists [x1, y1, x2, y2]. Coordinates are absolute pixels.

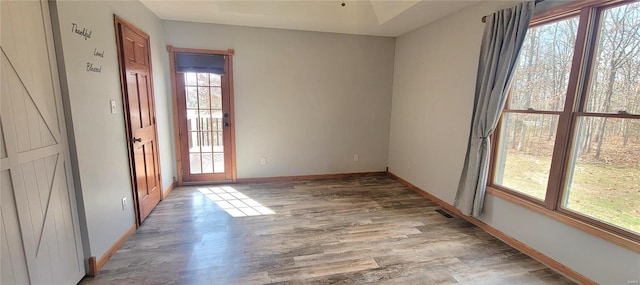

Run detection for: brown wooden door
[[174, 52, 235, 183], [115, 16, 162, 224]]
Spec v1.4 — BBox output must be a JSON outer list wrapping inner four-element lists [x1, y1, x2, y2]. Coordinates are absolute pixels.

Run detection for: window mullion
[[543, 7, 596, 210]]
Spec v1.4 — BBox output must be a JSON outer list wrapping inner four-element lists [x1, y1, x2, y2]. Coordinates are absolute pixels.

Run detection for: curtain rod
[[481, 0, 544, 23]]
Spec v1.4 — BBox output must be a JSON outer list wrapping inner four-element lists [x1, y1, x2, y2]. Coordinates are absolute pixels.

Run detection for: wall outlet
[[110, 100, 117, 114], [121, 197, 127, 210], [353, 154, 359, 162], [260, 157, 266, 165], [407, 161, 412, 169]]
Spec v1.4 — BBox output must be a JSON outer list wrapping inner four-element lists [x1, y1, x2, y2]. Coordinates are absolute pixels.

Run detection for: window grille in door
[[184, 72, 224, 174]]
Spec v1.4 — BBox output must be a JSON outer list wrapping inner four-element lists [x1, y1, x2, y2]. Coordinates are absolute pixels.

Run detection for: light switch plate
[[110, 100, 117, 114]]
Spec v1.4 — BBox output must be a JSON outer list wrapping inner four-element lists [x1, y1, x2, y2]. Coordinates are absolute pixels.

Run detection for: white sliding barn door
[[1, 1, 85, 284]]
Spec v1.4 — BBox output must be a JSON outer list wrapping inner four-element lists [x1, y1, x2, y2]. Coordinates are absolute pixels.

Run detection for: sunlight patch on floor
[[198, 186, 275, 217]]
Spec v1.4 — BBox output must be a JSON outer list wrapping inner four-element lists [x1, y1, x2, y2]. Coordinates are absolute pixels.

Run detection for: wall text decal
[[71, 23, 92, 40], [86, 62, 102, 73], [93, 48, 104, 58], [71, 22, 104, 73]]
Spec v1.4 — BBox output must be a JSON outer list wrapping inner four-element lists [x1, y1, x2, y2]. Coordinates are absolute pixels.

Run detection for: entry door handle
[[133, 137, 142, 143]]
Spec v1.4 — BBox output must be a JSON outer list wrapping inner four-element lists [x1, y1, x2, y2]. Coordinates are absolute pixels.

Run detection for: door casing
[[167, 46, 237, 185]]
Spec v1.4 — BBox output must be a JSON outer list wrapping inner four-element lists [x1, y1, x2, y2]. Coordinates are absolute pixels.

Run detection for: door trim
[[114, 15, 163, 226], [167, 45, 237, 185]]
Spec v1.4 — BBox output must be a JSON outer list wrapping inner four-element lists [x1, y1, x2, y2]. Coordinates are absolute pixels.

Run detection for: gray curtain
[[454, 1, 535, 216]]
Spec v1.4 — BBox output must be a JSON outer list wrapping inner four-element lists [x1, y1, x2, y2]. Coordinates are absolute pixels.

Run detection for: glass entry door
[[175, 54, 234, 182], [185, 72, 224, 174]]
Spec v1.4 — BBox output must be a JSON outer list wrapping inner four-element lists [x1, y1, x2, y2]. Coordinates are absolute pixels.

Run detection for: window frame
[[488, 0, 640, 252]]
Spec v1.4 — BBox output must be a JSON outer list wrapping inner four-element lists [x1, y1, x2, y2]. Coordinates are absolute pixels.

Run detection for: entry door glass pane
[[184, 72, 224, 174]]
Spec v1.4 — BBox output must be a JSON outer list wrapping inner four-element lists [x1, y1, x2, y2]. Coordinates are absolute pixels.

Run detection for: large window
[[491, 0, 640, 243]]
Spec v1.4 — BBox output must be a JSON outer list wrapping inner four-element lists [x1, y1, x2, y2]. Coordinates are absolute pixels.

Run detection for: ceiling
[[140, 0, 483, 37]]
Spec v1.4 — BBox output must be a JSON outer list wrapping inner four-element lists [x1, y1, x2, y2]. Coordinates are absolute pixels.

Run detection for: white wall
[[163, 21, 395, 178], [388, 1, 640, 284], [52, 0, 175, 260]]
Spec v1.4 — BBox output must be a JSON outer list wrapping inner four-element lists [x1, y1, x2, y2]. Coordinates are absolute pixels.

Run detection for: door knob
[[133, 137, 142, 143]]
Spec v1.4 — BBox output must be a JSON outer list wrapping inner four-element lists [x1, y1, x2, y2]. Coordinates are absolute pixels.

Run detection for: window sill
[[486, 186, 640, 253]]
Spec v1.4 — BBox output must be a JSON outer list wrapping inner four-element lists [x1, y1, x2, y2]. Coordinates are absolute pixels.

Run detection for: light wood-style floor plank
[[80, 176, 575, 284]]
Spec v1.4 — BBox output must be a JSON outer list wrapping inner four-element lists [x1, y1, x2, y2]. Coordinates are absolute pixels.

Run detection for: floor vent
[[435, 209, 453, 218]]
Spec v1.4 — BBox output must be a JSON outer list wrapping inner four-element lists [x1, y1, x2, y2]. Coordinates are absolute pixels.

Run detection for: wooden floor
[[81, 176, 574, 284]]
